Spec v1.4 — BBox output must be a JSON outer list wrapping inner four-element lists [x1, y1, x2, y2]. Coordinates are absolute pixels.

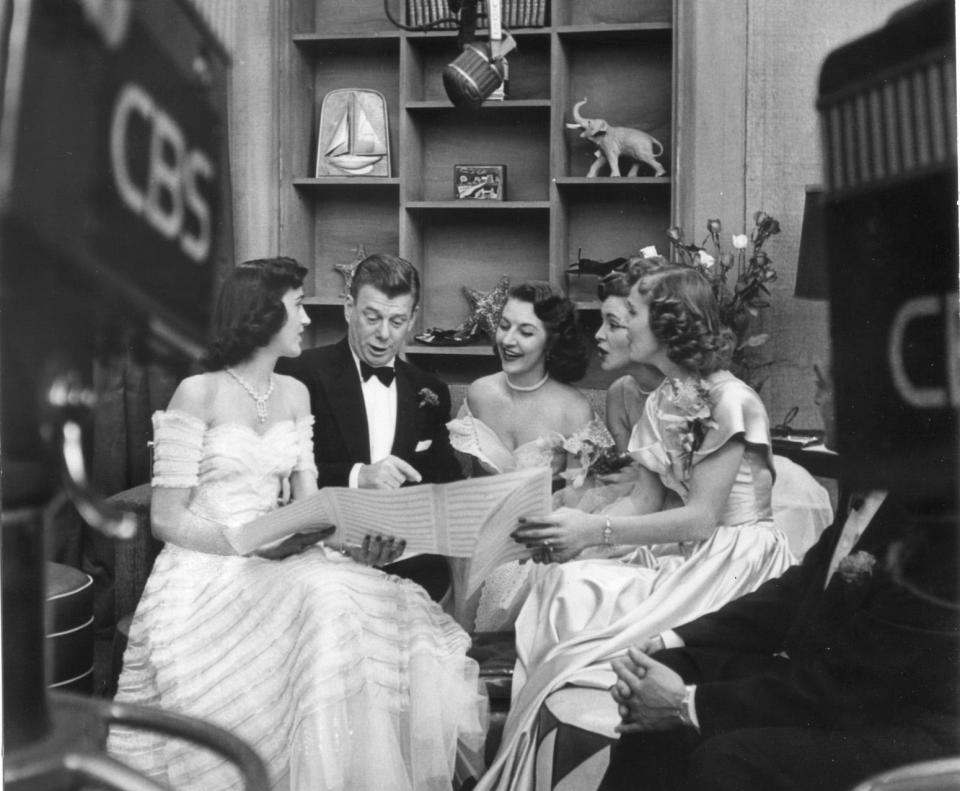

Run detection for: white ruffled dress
[[109, 410, 487, 791]]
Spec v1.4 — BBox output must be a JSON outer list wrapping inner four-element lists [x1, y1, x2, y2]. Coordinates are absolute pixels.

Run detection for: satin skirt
[[476, 521, 794, 791]]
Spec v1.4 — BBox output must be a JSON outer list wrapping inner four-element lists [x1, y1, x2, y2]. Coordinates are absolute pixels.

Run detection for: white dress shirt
[[347, 351, 397, 487], [824, 490, 887, 587]]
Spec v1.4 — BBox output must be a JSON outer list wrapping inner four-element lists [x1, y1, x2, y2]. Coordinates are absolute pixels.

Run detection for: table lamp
[[794, 185, 829, 300]]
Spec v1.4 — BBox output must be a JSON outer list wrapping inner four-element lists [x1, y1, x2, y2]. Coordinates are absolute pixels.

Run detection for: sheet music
[[230, 467, 551, 595]]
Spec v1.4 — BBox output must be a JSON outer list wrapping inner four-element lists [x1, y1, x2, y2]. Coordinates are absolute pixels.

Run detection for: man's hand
[[637, 634, 667, 656], [358, 455, 422, 489], [610, 647, 686, 734]]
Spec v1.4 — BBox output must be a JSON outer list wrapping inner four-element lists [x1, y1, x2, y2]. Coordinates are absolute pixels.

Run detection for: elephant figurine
[[566, 98, 666, 178]]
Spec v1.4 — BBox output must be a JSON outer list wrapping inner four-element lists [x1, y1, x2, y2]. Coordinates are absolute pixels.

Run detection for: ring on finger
[[543, 539, 552, 549]]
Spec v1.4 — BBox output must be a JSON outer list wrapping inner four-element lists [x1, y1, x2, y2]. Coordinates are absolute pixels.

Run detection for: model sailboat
[[316, 89, 391, 177]]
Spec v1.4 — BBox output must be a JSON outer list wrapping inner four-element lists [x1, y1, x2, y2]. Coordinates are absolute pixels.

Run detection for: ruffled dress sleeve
[[151, 410, 205, 489], [293, 415, 318, 479], [693, 374, 774, 473], [629, 373, 774, 497]]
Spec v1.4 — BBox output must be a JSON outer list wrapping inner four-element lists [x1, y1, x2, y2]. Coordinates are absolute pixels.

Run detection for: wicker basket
[[406, 0, 547, 30]]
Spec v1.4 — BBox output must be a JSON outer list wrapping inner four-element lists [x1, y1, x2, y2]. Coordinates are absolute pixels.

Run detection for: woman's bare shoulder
[[274, 373, 311, 417], [549, 381, 593, 422], [467, 373, 506, 405], [167, 373, 216, 416]]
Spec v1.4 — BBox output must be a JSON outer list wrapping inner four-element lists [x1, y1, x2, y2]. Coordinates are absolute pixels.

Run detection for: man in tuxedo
[[596, 367, 959, 790], [596, 486, 958, 791], [280, 253, 463, 599]]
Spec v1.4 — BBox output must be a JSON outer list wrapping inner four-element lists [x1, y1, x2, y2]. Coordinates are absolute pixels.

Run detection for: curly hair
[[204, 257, 308, 370], [506, 281, 589, 383], [597, 255, 671, 300], [350, 253, 420, 308], [629, 266, 735, 376]]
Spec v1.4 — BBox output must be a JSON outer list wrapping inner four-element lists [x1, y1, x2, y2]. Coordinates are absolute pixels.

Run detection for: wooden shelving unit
[[280, 0, 678, 357]]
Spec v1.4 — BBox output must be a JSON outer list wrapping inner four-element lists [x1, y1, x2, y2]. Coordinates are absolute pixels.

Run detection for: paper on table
[[231, 466, 552, 596]]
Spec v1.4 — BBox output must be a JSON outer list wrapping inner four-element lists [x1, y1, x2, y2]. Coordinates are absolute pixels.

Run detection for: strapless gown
[[476, 371, 796, 791], [109, 410, 487, 791]]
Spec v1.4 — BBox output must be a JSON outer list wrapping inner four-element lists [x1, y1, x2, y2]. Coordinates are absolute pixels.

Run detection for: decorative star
[[334, 244, 366, 297], [456, 275, 510, 340]]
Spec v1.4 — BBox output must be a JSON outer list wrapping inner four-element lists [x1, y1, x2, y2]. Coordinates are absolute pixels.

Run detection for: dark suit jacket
[[279, 338, 463, 488], [672, 494, 959, 749]]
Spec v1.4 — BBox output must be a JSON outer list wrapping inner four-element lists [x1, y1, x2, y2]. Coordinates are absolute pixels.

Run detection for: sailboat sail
[[325, 110, 350, 158], [352, 103, 387, 156]]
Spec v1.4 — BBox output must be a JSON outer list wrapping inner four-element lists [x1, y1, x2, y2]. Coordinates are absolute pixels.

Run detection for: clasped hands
[[610, 637, 688, 734]]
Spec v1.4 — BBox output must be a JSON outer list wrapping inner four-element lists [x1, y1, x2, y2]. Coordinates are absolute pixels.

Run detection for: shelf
[[282, 0, 676, 339], [405, 200, 550, 211], [293, 31, 401, 44], [556, 22, 672, 42], [293, 177, 400, 189], [405, 99, 552, 111], [555, 177, 672, 187], [402, 28, 551, 42], [405, 343, 496, 357]]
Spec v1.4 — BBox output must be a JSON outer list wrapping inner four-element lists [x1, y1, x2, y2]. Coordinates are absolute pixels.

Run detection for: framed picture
[[454, 164, 506, 200]]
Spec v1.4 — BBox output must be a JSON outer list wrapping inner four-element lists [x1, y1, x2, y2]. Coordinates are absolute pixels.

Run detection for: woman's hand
[[255, 525, 335, 560], [512, 508, 602, 563], [596, 463, 641, 487], [344, 534, 407, 567]]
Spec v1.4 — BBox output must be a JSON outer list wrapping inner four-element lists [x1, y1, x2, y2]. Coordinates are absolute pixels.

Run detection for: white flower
[[731, 233, 749, 249], [697, 250, 715, 268], [639, 245, 659, 258]]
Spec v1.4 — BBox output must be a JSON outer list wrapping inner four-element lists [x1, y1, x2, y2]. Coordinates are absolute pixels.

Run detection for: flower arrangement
[[666, 211, 781, 388], [561, 420, 627, 488], [659, 378, 718, 476]]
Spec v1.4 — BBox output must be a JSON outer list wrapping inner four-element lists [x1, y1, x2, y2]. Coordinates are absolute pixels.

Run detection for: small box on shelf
[[455, 164, 506, 200]]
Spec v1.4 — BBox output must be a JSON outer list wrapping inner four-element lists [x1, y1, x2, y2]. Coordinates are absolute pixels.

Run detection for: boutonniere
[[418, 387, 440, 408], [836, 550, 877, 584], [660, 378, 718, 476]]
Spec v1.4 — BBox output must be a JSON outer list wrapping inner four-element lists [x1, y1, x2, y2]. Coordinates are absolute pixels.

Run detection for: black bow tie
[[360, 360, 395, 387]]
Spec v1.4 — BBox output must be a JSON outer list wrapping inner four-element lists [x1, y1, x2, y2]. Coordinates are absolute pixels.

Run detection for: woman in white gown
[[476, 264, 797, 790], [447, 281, 603, 630], [109, 258, 487, 791]]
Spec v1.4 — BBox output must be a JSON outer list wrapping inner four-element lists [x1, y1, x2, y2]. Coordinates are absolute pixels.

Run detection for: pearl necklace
[[504, 372, 550, 392], [225, 367, 275, 424]]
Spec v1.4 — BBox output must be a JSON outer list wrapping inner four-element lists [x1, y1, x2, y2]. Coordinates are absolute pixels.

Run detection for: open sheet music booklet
[[233, 467, 552, 597]]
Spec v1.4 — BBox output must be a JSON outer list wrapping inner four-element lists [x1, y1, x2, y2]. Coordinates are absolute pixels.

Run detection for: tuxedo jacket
[[673, 494, 959, 749], [279, 338, 463, 488]]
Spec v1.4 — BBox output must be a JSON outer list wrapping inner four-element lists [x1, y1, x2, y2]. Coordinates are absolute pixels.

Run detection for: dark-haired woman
[[446, 282, 604, 631], [475, 265, 795, 791], [109, 258, 487, 791]]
